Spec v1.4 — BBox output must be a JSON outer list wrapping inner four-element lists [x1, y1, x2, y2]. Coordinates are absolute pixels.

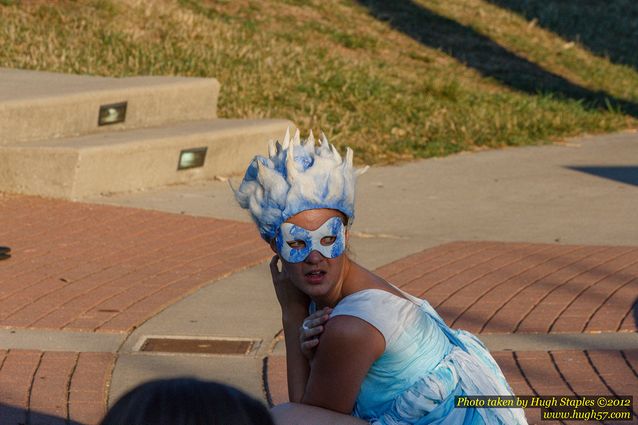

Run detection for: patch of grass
[[0, 0, 636, 166], [178, 0, 231, 22], [330, 30, 377, 50], [417, 0, 638, 107], [489, 0, 638, 69], [282, 0, 311, 5], [407, 51, 433, 63]]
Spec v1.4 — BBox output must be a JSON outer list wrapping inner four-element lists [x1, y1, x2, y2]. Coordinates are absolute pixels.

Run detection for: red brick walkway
[[0, 194, 270, 333], [375, 241, 638, 334], [0, 349, 115, 425], [0, 194, 271, 424], [2, 195, 637, 424], [494, 350, 637, 425]]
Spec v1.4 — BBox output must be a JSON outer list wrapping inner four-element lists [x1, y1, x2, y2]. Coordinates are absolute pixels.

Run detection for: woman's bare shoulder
[[345, 261, 410, 301], [323, 313, 384, 343]]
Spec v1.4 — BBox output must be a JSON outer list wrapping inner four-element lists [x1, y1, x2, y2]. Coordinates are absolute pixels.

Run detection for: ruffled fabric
[[331, 289, 528, 425], [368, 329, 527, 424]]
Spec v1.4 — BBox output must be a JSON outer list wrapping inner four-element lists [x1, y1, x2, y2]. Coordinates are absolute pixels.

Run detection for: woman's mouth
[[304, 270, 326, 284]]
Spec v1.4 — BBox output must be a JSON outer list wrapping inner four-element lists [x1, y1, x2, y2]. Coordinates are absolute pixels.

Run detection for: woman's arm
[[286, 307, 332, 401], [301, 315, 385, 413], [269, 255, 312, 402], [282, 305, 311, 402]]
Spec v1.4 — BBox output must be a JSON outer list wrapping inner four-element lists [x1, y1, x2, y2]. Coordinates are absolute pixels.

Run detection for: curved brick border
[[0, 195, 270, 333], [0, 349, 115, 425]]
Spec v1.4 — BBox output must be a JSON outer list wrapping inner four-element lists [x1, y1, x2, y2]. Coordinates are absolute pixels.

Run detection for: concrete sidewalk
[[0, 130, 637, 425]]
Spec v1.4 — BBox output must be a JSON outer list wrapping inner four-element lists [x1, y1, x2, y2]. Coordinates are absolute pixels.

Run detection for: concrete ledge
[[0, 118, 293, 199], [0, 68, 220, 144]]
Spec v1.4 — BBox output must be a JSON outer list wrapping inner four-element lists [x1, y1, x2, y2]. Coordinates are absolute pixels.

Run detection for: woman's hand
[[300, 307, 331, 361], [269, 254, 309, 318]]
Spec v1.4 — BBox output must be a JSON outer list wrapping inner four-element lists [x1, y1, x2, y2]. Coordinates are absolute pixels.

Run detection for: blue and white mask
[[275, 216, 347, 263]]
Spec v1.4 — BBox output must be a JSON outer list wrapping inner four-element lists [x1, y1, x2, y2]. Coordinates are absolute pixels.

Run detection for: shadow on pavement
[[486, 0, 638, 71], [0, 403, 87, 425], [356, 0, 638, 117], [431, 251, 638, 333], [565, 166, 638, 187]]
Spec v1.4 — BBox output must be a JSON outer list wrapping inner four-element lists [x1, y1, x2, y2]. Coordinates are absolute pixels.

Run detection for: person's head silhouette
[[100, 378, 274, 425]]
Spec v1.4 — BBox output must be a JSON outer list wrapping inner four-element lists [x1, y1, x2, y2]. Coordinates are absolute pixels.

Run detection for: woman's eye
[[287, 240, 306, 249], [320, 236, 336, 246]]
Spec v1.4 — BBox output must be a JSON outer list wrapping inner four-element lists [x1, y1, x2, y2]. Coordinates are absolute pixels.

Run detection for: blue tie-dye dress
[[329, 288, 528, 425]]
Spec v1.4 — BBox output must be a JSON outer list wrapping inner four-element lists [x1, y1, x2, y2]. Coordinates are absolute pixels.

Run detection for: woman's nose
[[304, 250, 325, 264]]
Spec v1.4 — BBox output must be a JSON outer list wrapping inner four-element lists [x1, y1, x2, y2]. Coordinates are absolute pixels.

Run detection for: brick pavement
[[2, 195, 637, 424], [264, 241, 638, 424], [0, 349, 115, 425], [0, 194, 270, 333], [494, 350, 637, 425], [0, 193, 271, 424], [375, 241, 638, 334]]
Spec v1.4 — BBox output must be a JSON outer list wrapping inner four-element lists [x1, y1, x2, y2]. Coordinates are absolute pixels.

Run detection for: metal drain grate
[[139, 337, 257, 355]]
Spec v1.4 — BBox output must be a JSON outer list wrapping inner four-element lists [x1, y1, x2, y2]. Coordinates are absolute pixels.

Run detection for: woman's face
[[272, 208, 349, 300]]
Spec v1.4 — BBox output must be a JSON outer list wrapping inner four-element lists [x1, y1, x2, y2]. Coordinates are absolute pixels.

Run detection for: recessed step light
[[178, 147, 207, 170], [98, 101, 127, 126]]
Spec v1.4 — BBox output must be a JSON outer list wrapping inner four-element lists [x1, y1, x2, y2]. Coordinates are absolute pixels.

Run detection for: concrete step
[[0, 68, 219, 144], [0, 118, 292, 200]]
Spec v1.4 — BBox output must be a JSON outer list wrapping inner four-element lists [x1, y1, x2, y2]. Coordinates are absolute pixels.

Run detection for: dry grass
[[0, 0, 636, 164]]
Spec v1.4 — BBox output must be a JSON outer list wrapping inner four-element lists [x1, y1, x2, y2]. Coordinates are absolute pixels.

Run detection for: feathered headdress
[[232, 128, 369, 242]]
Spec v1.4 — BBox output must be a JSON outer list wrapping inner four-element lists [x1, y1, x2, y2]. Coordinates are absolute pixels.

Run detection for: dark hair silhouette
[[100, 378, 275, 425]]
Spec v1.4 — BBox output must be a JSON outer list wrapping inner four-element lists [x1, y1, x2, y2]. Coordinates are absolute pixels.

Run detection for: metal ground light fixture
[[178, 147, 208, 170], [98, 101, 127, 126]]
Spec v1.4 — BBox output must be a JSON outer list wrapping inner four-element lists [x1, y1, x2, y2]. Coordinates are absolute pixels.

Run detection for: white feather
[[282, 126, 291, 149], [320, 132, 329, 149], [268, 139, 277, 158], [285, 141, 297, 181], [345, 147, 353, 168], [330, 144, 342, 164], [307, 130, 315, 145], [293, 128, 301, 145], [355, 165, 370, 177]]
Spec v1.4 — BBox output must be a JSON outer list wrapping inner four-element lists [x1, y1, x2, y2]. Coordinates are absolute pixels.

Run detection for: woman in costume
[[233, 129, 527, 425]]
